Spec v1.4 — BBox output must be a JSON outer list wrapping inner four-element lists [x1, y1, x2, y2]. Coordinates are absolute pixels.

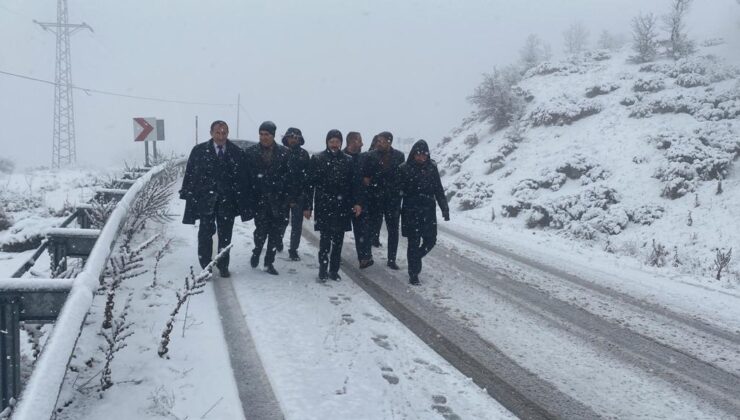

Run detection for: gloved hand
[[442, 211, 450, 221]]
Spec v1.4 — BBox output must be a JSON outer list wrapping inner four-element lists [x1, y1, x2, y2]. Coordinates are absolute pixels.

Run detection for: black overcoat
[[362, 148, 405, 203], [399, 152, 449, 238], [308, 150, 361, 233], [180, 139, 250, 224], [243, 142, 290, 226]]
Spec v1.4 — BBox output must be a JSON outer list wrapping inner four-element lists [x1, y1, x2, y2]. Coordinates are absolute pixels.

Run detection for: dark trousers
[[352, 212, 372, 261], [369, 199, 401, 261], [286, 204, 304, 252], [197, 206, 235, 270], [253, 212, 287, 266], [407, 232, 437, 276], [319, 230, 345, 274]]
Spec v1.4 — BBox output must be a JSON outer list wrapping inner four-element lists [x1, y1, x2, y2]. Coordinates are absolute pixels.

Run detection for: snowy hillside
[[436, 46, 739, 284]]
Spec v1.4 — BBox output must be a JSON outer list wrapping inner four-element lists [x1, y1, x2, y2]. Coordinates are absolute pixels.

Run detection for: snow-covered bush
[[632, 77, 666, 93], [585, 83, 620, 98], [588, 49, 612, 61], [631, 12, 660, 63], [652, 131, 734, 199], [639, 62, 673, 74], [675, 73, 710, 88], [439, 151, 468, 177], [524, 61, 582, 78], [694, 123, 740, 157], [628, 204, 665, 225], [455, 181, 495, 211], [528, 95, 602, 126], [0, 207, 12, 231], [0, 190, 43, 212], [620, 95, 641, 106], [464, 133, 479, 147], [629, 88, 740, 120]]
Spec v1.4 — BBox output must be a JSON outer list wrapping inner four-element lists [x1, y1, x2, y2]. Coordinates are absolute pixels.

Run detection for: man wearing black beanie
[[306, 129, 363, 281], [243, 121, 290, 275]]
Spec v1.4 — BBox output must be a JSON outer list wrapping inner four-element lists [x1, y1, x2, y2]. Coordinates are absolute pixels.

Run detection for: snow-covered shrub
[[620, 95, 640, 106], [524, 61, 582, 78], [632, 77, 665, 92], [501, 199, 531, 218], [464, 133, 479, 147], [639, 63, 673, 74], [585, 83, 620, 98], [0, 190, 43, 212], [455, 181, 495, 211], [647, 239, 669, 267], [694, 123, 740, 157], [631, 12, 660, 63], [588, 49, 612, 61], [628, 204, 665, 225], [581, 206, 630, 235], [556, 154, 610, 184], [529, 95, 602, 126], [439, 151, 469, 176], [534, 186, 623, 235], [0, 207, 12, 231], [675, 73, 710, 88]]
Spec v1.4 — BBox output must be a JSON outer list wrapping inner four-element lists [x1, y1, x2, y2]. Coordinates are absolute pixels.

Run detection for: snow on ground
[[435, 45, 740, 291], [50, 188, 514, 420]]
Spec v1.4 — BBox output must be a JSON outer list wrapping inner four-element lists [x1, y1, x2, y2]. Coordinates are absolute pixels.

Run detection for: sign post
[[133, 117, 165, 166]]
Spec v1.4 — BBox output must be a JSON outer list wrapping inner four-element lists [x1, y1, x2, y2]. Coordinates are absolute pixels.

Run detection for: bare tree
[[631, 12, 660, 63], [663, 0, 696, 59], [520, 34, 552, 71], [563, 22, 590, 55], [713, 248, 732, 281]]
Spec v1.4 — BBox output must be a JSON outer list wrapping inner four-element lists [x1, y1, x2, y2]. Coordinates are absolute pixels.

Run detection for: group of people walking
[[179, 120, 449, 285]]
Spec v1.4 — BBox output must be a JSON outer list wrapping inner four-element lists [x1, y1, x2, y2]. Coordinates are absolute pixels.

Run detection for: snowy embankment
[[436, 46, 740, 290]]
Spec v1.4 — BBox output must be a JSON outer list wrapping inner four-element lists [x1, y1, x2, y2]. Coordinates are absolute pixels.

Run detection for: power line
[[0, 68, 235, 107]]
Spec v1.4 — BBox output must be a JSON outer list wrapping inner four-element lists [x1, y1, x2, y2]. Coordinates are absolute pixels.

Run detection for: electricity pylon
[[35, 0, 92, 168]]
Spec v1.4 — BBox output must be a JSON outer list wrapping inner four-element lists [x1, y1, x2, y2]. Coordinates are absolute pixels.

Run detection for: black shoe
[[218, 267, 231, 278], [372, 239, 382, 248], [250, 253, 259, 268], [359, 259, 374, 269], [319, 267, 328, 281], [276, 243, 284, 252], [409, 274, 420, 286], [289, 250, 300, 261], [387, 261, 400, 270], [265, 264, 279, 275], [329, 272, 341, 281]]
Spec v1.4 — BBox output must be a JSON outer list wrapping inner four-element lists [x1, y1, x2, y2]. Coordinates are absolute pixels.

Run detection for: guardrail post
[[0, 293, 20, 411]]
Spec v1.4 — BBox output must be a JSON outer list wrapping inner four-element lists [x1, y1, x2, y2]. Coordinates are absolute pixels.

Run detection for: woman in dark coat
[[399, 140, 449, 285], [307, 129, 363, 281]]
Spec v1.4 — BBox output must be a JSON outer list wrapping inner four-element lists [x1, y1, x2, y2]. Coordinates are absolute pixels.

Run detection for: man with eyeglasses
[[279, 127, 311, 261], [180, 120, 251, 277]]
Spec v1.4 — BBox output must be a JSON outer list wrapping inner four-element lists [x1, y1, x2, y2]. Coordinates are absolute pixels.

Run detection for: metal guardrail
[[7, 159, 186, 420]]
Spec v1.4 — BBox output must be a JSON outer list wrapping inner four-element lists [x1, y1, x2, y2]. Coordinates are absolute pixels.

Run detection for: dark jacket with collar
[[180, 139, 250, 224], [308, 149, 362, 233], [282, 142, 312, 210], [243, 141, 290, 225], [399, 140, 449, 238], [361, 148, 405, 203]]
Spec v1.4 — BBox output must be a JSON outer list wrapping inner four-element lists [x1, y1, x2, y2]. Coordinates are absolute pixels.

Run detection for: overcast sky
[[0, 0, 738, 169]]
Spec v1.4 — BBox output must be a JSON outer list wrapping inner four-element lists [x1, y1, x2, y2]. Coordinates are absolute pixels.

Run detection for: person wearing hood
[[279, 127, 311, 261], [399, 139, 450, 285], [243, 121, 290, 275], [362, 131, 405, 270], [343, 131, 373, 268], [306, 129, 363, 281], [179, 120, 252, 277]]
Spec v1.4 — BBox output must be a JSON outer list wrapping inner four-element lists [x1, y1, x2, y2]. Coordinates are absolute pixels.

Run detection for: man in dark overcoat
[[362, 131, 405, 270], [280, 127, 311, 261], [306, 129, 363, 281], [180, 120, 251, 277], [343, 131, 373, 268], [243, 121, 290, 275], [399, 140, 449, 285]]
